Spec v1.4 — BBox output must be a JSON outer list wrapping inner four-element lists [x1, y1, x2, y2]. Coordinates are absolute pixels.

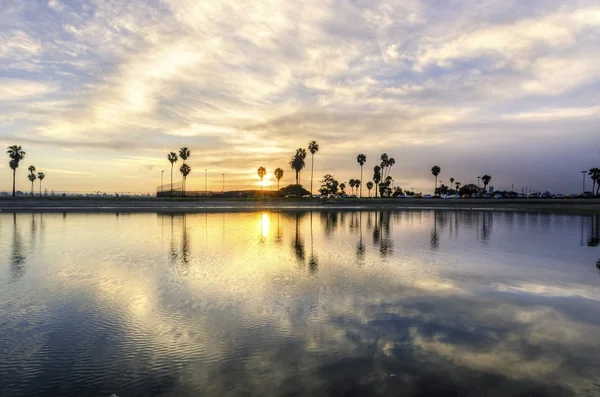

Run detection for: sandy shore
[[1, 197, 600, 214]]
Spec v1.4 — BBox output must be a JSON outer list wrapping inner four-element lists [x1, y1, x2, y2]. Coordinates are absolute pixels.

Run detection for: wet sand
[[1, 197, 600, 214]]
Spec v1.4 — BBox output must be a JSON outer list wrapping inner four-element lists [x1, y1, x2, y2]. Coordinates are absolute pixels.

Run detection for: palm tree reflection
[[10, 214, 26, 281], [308, 212, 318, 274], [430, 211, 439, 251], [587, 215, 600, 247], [292, 213, 305, 265], [356, 212, 365, 264]]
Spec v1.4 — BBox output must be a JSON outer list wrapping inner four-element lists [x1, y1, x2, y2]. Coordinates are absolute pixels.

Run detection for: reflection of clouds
[[1, 211, 600, 396]]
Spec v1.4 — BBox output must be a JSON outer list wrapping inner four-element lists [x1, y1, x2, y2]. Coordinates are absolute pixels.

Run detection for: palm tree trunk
[[360, 166, 363, 198], [12, 168, 16, 197], [310, 154, 314, 195], [170, 164, 173, 197], [31, 181, 34, 196], [277, 179, 280, 190], [296, 171, 299, 185], [39, 180, 42, 197]]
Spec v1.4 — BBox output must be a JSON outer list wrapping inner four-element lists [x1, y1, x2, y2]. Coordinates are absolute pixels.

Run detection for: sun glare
[[261, 213, 270, 237]]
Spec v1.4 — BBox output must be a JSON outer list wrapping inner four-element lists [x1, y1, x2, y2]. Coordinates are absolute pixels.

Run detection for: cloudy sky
[[1, 0, 599, 194]]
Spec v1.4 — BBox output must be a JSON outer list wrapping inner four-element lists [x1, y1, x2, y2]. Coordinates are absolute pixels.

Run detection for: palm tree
[[289, 149, 306, 185], [589, 168, 600, 195], [431, 165, 441, 193], [355, 179, 361, 196], [179, 147, 190, 192], [357, 154, 366, 197], [7, 145, 26, 197], [366, 181, 374, 197], [167, 152, 178, 196], [349, 179, 356, 195], [340, 183, 346, 194], [450, 177, 455, 190], [27, 166, 36, 196], [455, 181, 461, 191], [257, 166, 266, 192], [373, 166, 381, 198], [179, 163, 191, 196], [482, 175, 492, 192], [37, 172, 45, 197], [274, 167, 284, 190], [308, 141, 319, 195]]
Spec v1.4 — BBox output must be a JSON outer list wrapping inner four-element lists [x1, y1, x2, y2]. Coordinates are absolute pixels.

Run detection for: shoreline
[[1, 197, 600, 214]]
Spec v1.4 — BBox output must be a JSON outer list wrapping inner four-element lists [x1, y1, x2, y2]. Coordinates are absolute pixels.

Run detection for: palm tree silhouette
[[431, 165, 441, 193], [308, 141, 319, 195], [37, 172, 45, 197], [179, 163, 191, 196], [167, 152, 178, 196], [274, 168, 284, 190], [355, 179, 361, 196], [7, 145, 26, 197], [482, 174, 492, 192], [373, 166, 381, 198], [179, 147, 190, 193], [589, 168, 600, 195], [357, 154, 366, 197], [27, 166, 36, 196], [349, 179, 356, 195], [340, 183, 346, 194], [455, 181, 461, 191], [257, 166, 266, 192], [289, 149, 306, 185], [450, 177, 455, 190], [366, 181, 373, 197]]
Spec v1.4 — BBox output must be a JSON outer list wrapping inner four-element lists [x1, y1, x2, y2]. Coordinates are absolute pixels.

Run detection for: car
[[541, 191, 552, 199], [482, 193, 492, 199], [342, 194, 350, 198], [449, 194, 461, 199], [350, 194, 357, 198], [284, 194, 298, 198], [413, 193, 423, 198], [517, 193, 527, 198], [554, 193, 565, 199], [505, 192, 516, 199], [567, 193, 580, 198], [320, 195, 328, 199], [528, 193, 541, 199], [423, 194, 432, 199], [493, 193, 503, 199], [302, 194, 311, 198], [395, 193, 406, 199], [327, 194, 336, 199], [581, 191, 595, 198], [405, 194, 413, 198], [471, 193, 481, 199], [441, 194, 450, 199], [312, 194, 321, 199]]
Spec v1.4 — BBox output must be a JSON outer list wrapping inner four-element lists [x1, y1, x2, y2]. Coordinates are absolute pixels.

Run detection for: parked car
[[567, 193, 580, 198], [302, 194, 311, 198], [517, 193, 527, 198], [493, 193, 503, 199], [581, 191, 595, 198], [327, 194, 336, 199], [471, 193, 482, 199], [350, 194, 357, 198], [423, 194, 432, 199], [413, 193, 423, 198], [482, 193, 492, 199], [541, 191, 552, 199], [554, 193, 565, 199], [505, 192, 516, 199], [284, 194, 298, 198], [461, 194, 470, 199], [395, 193, 406, 199], [528, 193, 541, 198], [450, 194, 461, 199]]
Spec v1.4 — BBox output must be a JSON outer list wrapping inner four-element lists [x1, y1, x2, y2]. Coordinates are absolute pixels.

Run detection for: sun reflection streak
[[261, 213, 270, 237]]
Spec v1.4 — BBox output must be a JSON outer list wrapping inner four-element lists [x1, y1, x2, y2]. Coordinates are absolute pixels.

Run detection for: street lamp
[[581, 170, 587, 192]]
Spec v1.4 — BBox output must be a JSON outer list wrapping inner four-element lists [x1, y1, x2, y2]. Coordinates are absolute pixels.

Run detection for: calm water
[[1, 211, 600, 397]]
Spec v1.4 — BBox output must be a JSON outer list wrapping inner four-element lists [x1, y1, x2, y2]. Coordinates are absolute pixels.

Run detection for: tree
[[349, 179, 356, 195], [319, 174, 339, 195], [7, 145, 26, 197], [366, 181, 374, 197], [373, 166, 381, 198], [274, 167, 284, 190], [167, 152, 178, 196], [589, 168, 600, 195], [450, 177, 455, 189], [455, 181, 461, 191], [308, 141, 319, 195], [355, 179, 361, 196], [357, 154, 366, 197], [482, 174, 492, 192], [431, 165, 441, 193], [289, 149, 306, 185], [27, 166, 36, 196], [178, 147, 190, 193], [257, 166, 266, 192], [340, 183, 346, 194], [37, 172, 45, 197], [179, 163, 191, 196]]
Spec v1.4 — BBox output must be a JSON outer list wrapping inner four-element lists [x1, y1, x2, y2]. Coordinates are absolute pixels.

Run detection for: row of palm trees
[[589, 168, 600, 195], [6, 145, 47, 197], [166, 147, 191, 196], [431, 165, 492, 193]]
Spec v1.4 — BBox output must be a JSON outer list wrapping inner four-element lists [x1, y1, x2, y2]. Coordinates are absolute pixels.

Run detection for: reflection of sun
[[261, 213, 270, 237]]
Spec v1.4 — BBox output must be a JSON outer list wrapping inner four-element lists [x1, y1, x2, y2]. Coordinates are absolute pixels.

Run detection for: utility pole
[[222, 173, 225, 193], [581, 170, 587, 192]]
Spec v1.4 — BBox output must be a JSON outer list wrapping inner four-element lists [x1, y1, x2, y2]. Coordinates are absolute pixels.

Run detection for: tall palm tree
[[431, 165, 441, 193], [179, 147, 191, 192], [37, 172, 45, 197], [257, 166, 266, 192], [349, 179, 356, 195], [179, 163, 191, 196], [455, 181, 461, 191], [27, 166, 36, 196], [308, 141, 319, 195], [357, 154, 366, 197], [355, 179, 361, 196], [481, 174, 492, 192], [340, 183, 346, 194], [7, 145, 26, 197], [366, 181, 374, 197], [167, 152, 178, 196], [450, 177, 455, 189], [274, 168, 284, 190], [289, 149, 306, 185]]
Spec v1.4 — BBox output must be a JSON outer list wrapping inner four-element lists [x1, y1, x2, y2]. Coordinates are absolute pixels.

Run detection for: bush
[[278, 184, 310, 197]]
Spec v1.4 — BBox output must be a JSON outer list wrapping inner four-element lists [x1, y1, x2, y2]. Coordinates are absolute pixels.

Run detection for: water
[[1, 211, 599, 397]]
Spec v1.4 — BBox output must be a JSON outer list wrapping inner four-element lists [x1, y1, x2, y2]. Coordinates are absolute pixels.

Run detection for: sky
[[1, 0, 599, 194]]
